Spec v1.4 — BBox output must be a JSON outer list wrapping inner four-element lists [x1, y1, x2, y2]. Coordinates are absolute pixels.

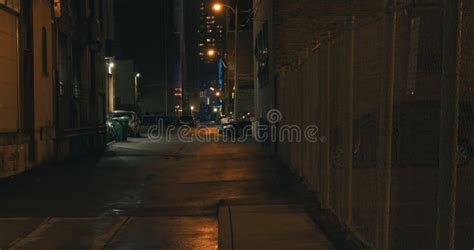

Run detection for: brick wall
[[272, 0, 382, 71]]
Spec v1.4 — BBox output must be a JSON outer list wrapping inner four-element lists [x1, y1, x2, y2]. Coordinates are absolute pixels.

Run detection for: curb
[[106, 140, 116, 147], [218, 205, 233, 250]]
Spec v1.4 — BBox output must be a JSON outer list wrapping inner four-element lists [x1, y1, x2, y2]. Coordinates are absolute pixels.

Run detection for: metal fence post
[[436, 0, 460, 249], [342, 17, 355, 224], [321, 31, 332, 209], [375, 0, 397, 249]]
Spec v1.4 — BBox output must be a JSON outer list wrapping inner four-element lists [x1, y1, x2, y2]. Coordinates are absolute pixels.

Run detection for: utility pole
[[375, 0, 397, 249], [163, 0, 169, 116], [233, 0, 239, 117], [436, 0, 460, 249]]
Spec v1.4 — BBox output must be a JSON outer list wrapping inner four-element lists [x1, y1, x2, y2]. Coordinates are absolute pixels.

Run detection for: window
[[58, 34, 68, 97], [42, 27, 48, 75]]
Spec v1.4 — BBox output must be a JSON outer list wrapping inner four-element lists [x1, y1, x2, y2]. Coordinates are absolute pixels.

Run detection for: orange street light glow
[[207, 49, 216, 57], [212, 3, 223, 12]]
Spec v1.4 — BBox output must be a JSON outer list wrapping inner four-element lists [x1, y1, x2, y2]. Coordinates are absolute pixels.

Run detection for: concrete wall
[[115, 60, 136, 110], [32, 0, 55, 166], [139, 83, 169, 115], [253, 0, 274, 118]]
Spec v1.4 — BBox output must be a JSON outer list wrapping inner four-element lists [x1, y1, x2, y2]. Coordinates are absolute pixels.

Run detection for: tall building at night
[[174, 0, 201, 114], [197, 0, 225, 63], [175, 0, 226, 117], [196, 0, 226, 119]]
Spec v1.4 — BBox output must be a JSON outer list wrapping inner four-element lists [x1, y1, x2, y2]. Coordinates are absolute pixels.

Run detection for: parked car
[[219, 115, 233, 126], [219, 114, 252, 137], [178, 115, 196, 127], [111, 110, 142, 137]]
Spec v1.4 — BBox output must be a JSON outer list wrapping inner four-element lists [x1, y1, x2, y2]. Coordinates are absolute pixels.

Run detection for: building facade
[[0, 0, 54, 178], [174, 0, 201, 115], [113, 59, 138, 111], [54, 0, 116, 160], [0, 0, 116, 179]]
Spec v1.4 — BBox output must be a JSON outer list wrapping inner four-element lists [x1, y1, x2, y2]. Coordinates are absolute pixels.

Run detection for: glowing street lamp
[[212, 3, 223, 12], [207, 49, 216, 57], [134, 73, 141, 103]]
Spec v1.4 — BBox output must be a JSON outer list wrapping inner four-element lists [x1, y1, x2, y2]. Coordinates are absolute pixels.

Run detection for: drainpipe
[[342, 17, 355, 225], [436, 0, 460, 249], [375, 0, 397, 249]]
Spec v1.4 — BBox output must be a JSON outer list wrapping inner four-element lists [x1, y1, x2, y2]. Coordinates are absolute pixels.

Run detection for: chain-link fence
[[273, 0, 472, 248]]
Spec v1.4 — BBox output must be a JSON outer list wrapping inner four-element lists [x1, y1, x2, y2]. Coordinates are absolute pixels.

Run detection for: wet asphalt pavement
[[0, 128, 305, 249]]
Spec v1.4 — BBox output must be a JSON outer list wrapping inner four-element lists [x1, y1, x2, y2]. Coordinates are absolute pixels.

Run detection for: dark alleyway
[[0, 129, 331, 249]]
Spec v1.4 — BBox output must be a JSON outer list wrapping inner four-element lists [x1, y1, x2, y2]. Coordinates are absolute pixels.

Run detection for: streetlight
[[207, 48, 216, 57], [134, 73, 141, 105], [212, 1, 239, 117], [212, 3, 223, 12]]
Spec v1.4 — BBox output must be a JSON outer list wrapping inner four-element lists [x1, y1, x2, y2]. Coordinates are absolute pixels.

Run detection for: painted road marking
[[8, 217, 53, 250], [92, 217, 131, 250]]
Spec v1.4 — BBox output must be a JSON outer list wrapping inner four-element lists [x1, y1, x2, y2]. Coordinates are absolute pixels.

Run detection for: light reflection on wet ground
[[0, 130, 302, 249]]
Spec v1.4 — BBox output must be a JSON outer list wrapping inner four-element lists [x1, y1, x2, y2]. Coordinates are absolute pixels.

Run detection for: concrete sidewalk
[[218, 204, 336, 250]]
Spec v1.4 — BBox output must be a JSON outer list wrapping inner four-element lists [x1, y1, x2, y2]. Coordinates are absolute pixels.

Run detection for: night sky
[[115, 0, 177, 85]]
